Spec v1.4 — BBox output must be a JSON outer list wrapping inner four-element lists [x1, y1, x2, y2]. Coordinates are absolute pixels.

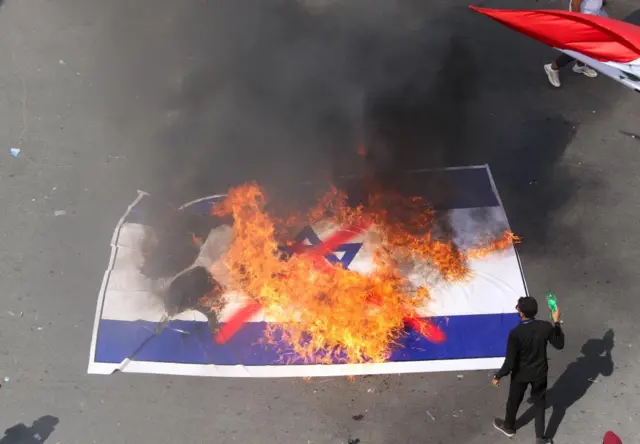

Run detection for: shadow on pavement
[[516, 330, 615, 438], [0, 416, 59, 444]]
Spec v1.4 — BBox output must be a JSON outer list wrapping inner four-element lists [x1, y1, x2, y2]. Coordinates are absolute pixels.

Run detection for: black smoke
[[97, 0, 625, 301]]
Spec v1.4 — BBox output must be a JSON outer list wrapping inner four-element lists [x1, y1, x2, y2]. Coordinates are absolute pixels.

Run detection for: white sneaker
[[573, 64, 598, 78], [544, 64, 561, 87]]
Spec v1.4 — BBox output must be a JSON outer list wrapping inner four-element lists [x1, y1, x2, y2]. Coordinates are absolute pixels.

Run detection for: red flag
[[470, 6, 640, 63], [603, 430, 623, 444], [470, 6, 640, 91]]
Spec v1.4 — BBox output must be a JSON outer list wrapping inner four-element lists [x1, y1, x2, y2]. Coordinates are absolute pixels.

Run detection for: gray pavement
[[1, 0, 639, 443]]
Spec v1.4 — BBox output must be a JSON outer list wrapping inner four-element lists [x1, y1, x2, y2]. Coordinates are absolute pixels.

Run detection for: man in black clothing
[[491, 296, 565, 444]]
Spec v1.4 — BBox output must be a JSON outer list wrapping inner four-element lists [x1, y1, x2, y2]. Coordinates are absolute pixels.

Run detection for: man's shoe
[[544, 64, 561, 87], [536, 437, 553, 444], [493, 418, 516, 437], [573, 64, 598, 78]]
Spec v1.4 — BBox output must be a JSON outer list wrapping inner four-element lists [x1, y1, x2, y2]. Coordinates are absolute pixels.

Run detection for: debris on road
[[10, 148, 20, 157], [54, 210, 67, 216], [457, 374, 464, 380], [352, 414, 364, 421], [4, 376, 10, 383], [426, 411, 435, 421], [620, 130, 639, 140]]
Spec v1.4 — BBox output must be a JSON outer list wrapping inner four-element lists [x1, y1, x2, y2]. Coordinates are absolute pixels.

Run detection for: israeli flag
[[88, 165, 526, 377]]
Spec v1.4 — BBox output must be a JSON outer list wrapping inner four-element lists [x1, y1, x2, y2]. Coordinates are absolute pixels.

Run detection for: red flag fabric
[[603, 430, 623, 444], [470, 6, 640, 64]]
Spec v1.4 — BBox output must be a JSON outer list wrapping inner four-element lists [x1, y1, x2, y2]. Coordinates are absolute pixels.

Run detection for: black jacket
[[495, 319, 564, 382]]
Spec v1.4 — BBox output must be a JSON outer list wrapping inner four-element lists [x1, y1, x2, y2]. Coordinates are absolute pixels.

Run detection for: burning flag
[[207, 183, 519, 364], [88, 166, 528, 378], [470, 6, 640, 92]]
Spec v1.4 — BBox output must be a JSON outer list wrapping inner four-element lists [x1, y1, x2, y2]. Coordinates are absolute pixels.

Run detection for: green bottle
[[546, 291, 558, 321]]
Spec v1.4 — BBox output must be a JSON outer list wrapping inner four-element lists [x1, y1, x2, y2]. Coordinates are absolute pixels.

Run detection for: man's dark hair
[[517, 296, 538, 319]]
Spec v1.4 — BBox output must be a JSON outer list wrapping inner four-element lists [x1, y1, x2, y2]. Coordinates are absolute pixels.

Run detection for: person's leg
[[544, 54, 575, 87], [530, 379, 548, 439], [553, 49, 598, 78], [553, 54, 576, 70], [505, 380, 528, 431]]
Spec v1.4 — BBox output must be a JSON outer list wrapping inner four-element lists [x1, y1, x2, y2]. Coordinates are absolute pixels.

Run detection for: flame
[[467, 231, 521, 259], [210, 183, 517, 364]]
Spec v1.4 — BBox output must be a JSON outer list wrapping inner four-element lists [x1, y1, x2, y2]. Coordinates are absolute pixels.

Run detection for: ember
[[207, 182, 519, 364]]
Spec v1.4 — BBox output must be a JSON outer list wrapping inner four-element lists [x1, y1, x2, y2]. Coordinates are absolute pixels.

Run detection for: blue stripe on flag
[[95, 313, 519, 365], [123, 167, 499, 224]]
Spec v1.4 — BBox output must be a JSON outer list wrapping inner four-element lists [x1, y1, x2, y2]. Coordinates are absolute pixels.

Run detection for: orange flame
[[210, 183, 517, 364], [467, 231, 521, 259]]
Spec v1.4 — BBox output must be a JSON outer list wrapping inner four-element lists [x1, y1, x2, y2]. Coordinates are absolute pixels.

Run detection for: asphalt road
[[1, 0, 639, 443]]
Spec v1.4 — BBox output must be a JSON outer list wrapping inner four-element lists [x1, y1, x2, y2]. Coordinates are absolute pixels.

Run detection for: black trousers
[[556, 53, 585, 69], [504, 378, 547, 438]]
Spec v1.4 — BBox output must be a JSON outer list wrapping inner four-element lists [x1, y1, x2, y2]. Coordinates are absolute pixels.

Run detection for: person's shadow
[[516, 330, 615, 439], [0, 416, 59, 443]]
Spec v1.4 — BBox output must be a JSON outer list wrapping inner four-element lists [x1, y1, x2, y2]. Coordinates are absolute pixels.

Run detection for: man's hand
[[552, 306, 561, 324], [492, 377, 500, 387]]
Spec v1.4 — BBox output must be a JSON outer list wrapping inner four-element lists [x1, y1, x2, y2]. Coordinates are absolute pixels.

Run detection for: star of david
[[289, 225, 363, 270]]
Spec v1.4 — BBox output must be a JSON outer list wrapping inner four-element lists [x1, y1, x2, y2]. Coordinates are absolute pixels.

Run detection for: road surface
[[0, 0, 639, 443]]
